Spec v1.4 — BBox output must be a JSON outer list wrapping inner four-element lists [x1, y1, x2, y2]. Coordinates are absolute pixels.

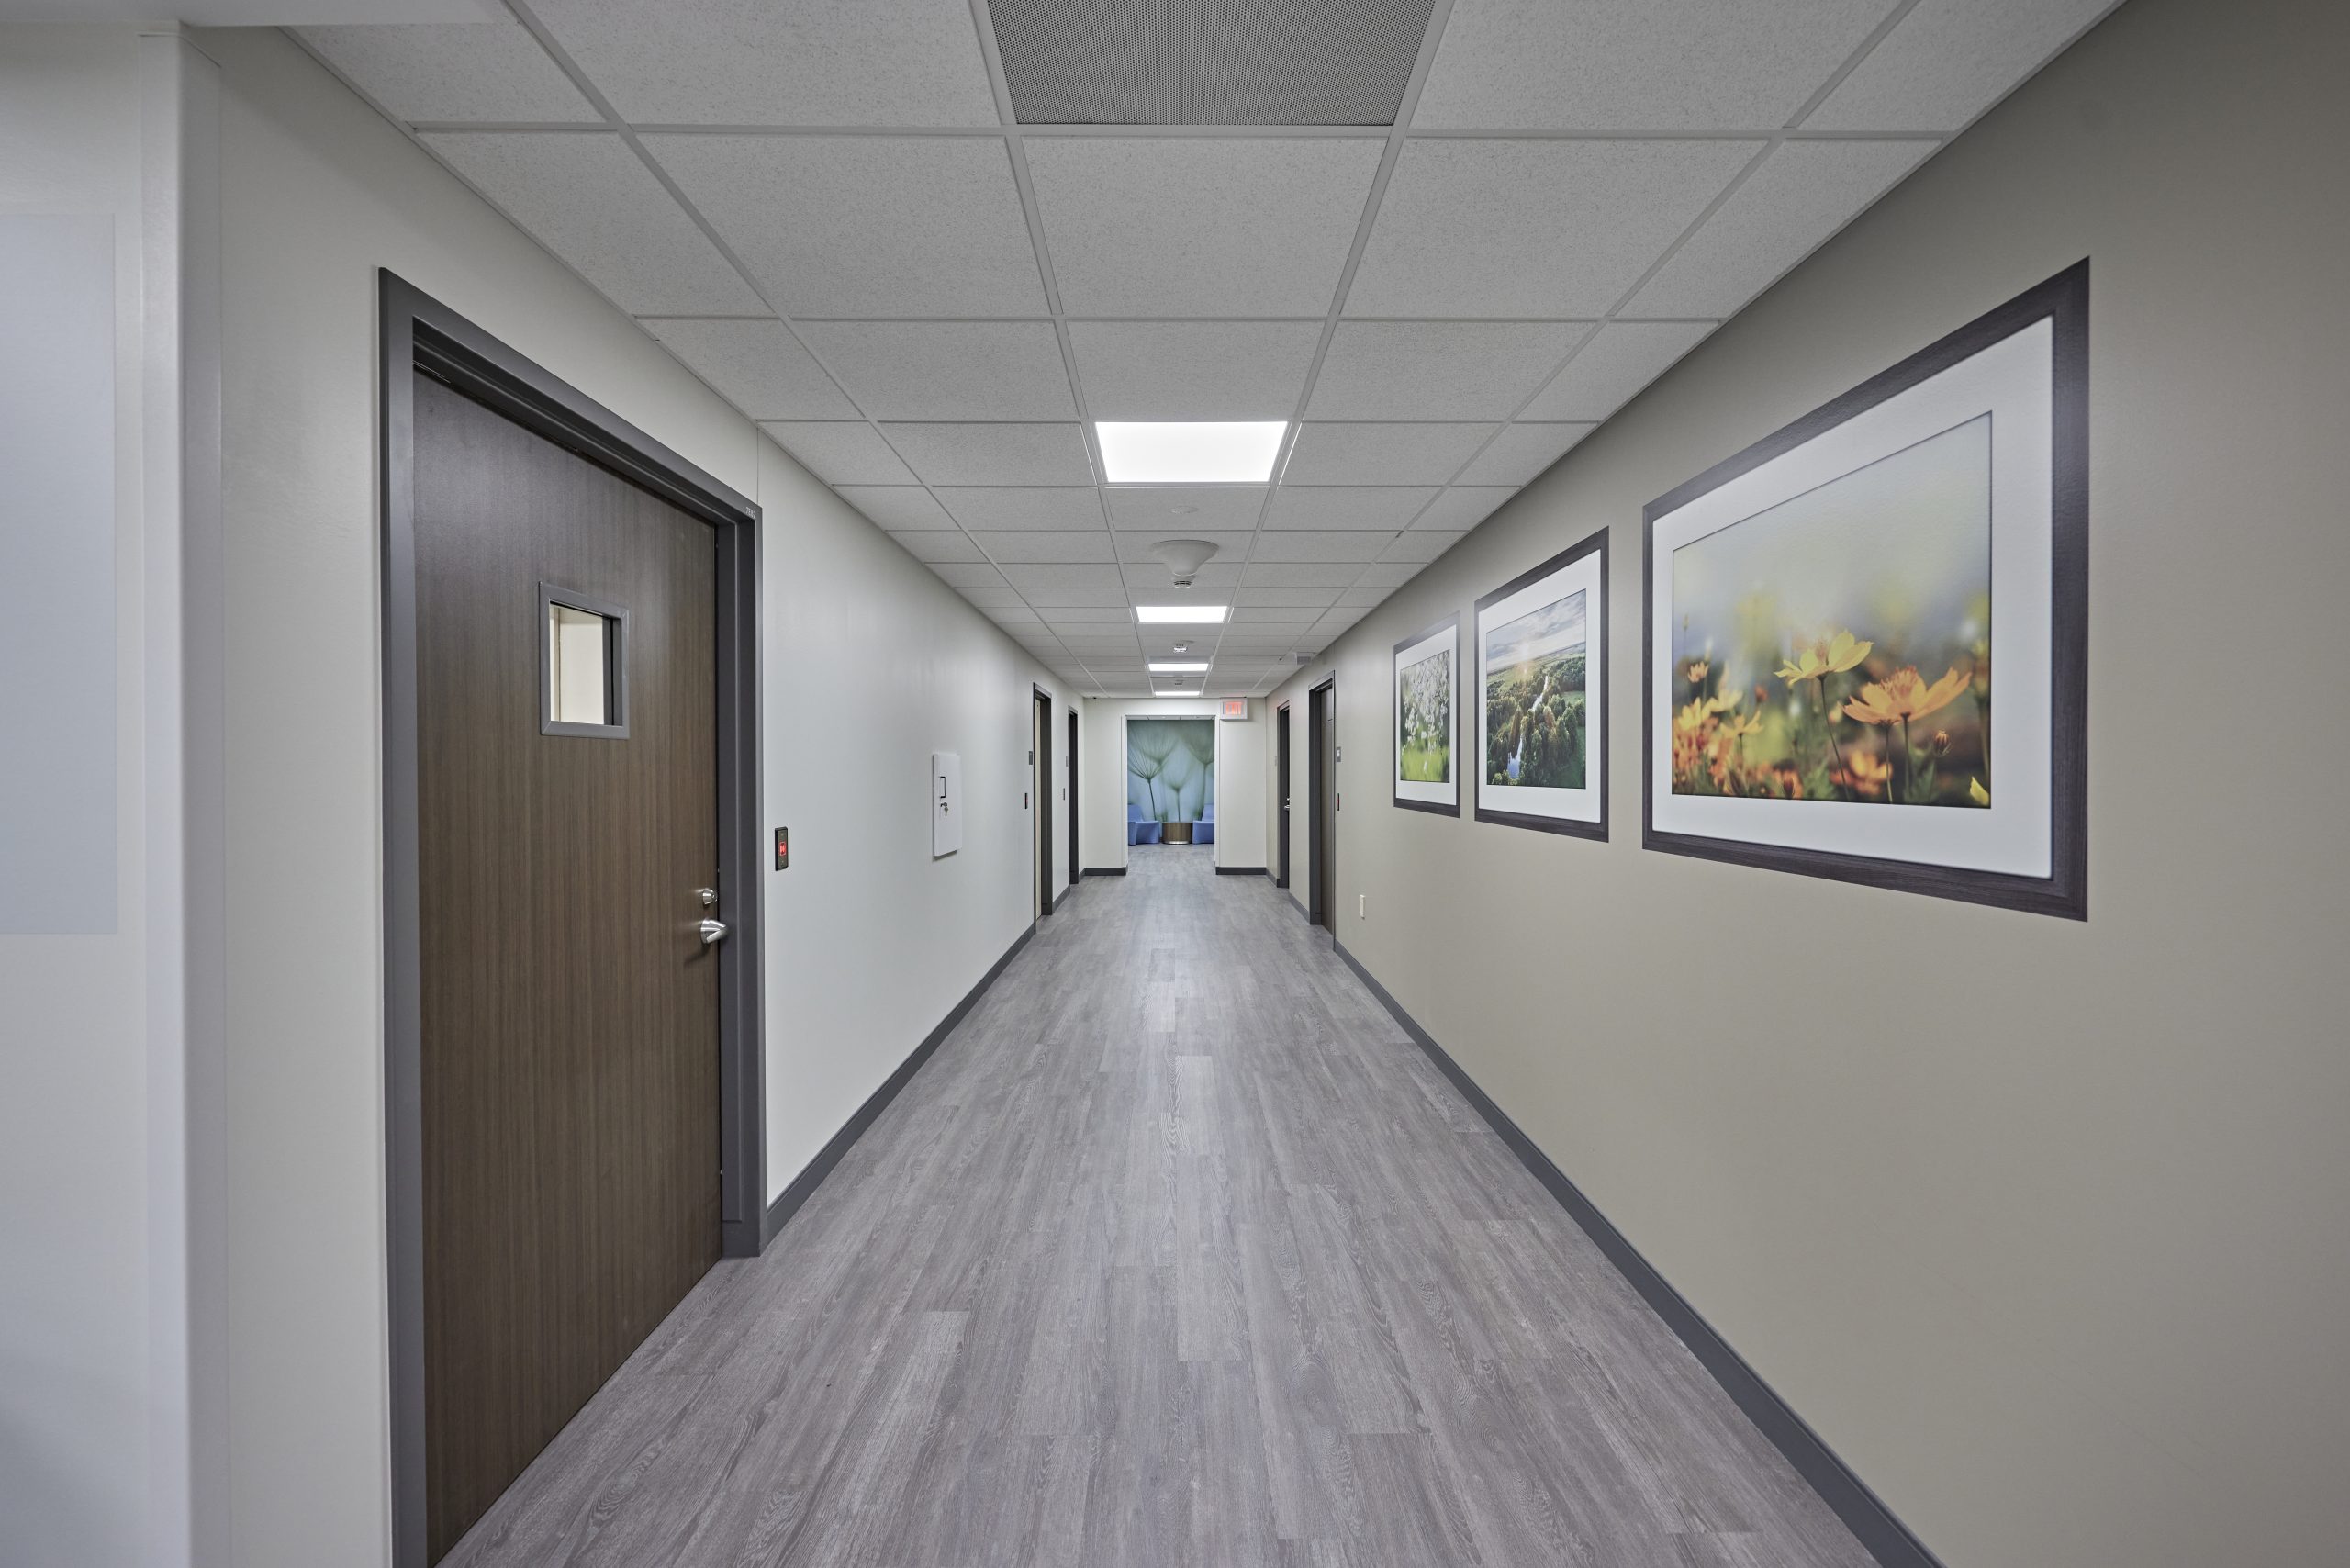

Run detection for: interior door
[[412, 372, 721, 1562], [1034, 689, 1053, 916], [1309, 678, 1337, 933], [1067, 708, 1080, 887], [1276, 703, 1292, 889]]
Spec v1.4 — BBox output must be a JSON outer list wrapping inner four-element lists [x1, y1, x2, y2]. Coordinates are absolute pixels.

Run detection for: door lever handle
[[699, 918, 729, 946]]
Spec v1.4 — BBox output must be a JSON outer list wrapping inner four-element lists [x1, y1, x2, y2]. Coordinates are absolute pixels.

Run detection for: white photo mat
[[1393, 619, 1460, 811], [1475, 541, 1605, 828], [1649, 319, 2054, 878]]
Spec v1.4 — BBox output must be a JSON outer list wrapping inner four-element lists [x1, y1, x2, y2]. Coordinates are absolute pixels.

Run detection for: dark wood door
[[1067, 708, 1080, 887], [1035, 689, 1053, 916], [1277, 704, 1292, 888], [412, 373, 721, 1562], [1309, 680, 1336, 932]]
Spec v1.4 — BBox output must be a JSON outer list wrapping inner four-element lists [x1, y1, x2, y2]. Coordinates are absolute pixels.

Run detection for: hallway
[[447, 847, 1870, 1567]]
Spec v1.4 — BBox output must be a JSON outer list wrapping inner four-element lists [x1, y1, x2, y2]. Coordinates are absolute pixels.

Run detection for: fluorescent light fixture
[[1136, 604, 1228, 624], [1149, 662, 1210, 673], [1097, 421, 1285, 485]]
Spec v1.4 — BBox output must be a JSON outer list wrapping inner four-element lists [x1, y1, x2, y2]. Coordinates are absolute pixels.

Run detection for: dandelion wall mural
[[1126, 718, 1214, 835], [1393, 616, 1460, 814], [1643, 263, 2088, 918], [1475, 528, 1607, 838]]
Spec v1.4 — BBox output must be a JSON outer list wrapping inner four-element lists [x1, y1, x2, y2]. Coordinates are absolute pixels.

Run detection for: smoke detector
[[1149, 537, 1220, 587]]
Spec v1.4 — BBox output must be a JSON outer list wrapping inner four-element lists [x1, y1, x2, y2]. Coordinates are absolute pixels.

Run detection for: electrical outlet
[[1358, 893, 1366, 919]]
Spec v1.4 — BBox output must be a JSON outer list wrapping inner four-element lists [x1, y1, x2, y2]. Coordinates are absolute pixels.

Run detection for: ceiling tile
[[1353, 563, 1427, 588], [1628, 140, 1935, 317], [1068, 320, 1324, 420], [977, 532, 1119, 565], [930, 562, 1007, 588], [840, 487, 955, 529], [298, 22, 595, 123], [647, 136, 1046, 317], [1112, 532, 1255, 563], [937, 487, 1103, 531], [958, 587, 1025, 608], [1024, 588, 1132, 607], [797, 321, 1075, 421], [1411, 487, 1517, 531], [1804, 0, 2120, 133], [1233, 607, 1318, 625], [1306, 321, 1583, 420], [1105, 487, 1268, 532], [1382, 531, 1468, 563], [1250, 532, 1393, 563], [1241, 564, 1367, 588], [1002, 564, 1125, 588], [985, 605, 1044, 624], [882, 423, 1093, 486], [887, 529, 984, 563], [1237, 587, 1343, 608], [1039, 606, 1132, 623], [1282, 423, 1495, 486], [645, 319, 858, 419], [426, 134, 763, 315], [1455, 423, 1595, 486], [1521, 321, 1714, 420], [1317, 606, 1374, 628], [759, 420, 916, 485], [1337, 586, 1390, 607], [1264, 487, 1437, 531], [1024, 138, 1385, 317], [530, 0, 1000, 126], [1413, 0, 1897, 130], [1348, 140, 1759, 318]]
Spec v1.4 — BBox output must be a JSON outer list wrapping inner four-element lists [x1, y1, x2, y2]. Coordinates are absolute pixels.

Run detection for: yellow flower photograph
[[1668, 415, 1992, 808]]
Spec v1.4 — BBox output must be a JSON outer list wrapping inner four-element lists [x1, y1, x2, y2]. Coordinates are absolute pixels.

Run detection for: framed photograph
[[1474, 530, 1607, 838], [1393, 615, 1460, 815], [1643, 262, 2087, 918]]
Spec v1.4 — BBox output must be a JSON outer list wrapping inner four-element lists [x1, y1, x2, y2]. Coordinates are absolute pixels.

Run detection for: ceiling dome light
[[1149, 537, 1219, 587]]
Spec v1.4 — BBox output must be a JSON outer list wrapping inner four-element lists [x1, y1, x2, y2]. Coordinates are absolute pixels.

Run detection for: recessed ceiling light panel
[[1135, 604, 1229, 623], [1149, 662, 1210, 673], [1097, 422, 1285, 485]]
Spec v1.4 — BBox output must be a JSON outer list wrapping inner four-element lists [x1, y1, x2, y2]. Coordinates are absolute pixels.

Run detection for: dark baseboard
[[1082, 866, 1127, 877], [1214, 865, 1267, 876], [1051, 883, 1072, 913], [762, 924, 1035, 1246], [1333, 940, 1945, 1568]]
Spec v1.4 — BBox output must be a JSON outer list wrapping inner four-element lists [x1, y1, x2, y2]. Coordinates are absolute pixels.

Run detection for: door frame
[[1120, 710, 1220, 866], [1033, 684, 1054, 917], [1308, 677, 1336, 935], [1066, 705, 1080, 890], [1275, 700, 1292, 889], [377, 273, 767, 1568]]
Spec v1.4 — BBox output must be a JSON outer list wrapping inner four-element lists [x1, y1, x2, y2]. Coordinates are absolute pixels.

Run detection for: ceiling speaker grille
[[990, 0, 1438, 127]]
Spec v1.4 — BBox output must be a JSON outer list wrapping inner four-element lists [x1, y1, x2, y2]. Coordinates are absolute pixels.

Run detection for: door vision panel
[[412, 373, 721, 1560]]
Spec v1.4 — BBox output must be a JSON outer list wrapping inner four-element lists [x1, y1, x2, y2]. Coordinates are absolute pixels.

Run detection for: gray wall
[[1262, 0, 2350, 1562], [195, 27, 1074, 1564]]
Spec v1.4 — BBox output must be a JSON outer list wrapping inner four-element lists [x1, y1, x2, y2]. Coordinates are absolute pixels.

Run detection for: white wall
[[190, 25, 1071, 1564], [1261, 0, 2350, 1562], [0, 28, 153, 1568], [1080, 697, 1267, 872]]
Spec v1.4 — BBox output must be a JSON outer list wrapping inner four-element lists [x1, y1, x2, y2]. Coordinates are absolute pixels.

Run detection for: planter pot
[[1161, 820, 1195, 844]]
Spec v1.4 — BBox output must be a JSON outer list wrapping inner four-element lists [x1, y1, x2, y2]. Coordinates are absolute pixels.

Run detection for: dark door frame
[[1033, 684, 1054, 917], [1066, 705, 1080, 890], [1276, 700, 1292, 889], [1307, 677, 1336, 936], [377, 273, 766, 1568]]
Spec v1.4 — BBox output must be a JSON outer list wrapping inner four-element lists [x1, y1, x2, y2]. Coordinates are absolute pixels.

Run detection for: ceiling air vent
[[990, 0, 1438, 127]]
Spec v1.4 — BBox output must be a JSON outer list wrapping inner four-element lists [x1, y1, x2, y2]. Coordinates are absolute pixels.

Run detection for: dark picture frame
[[1641, 261, 2088, 919], [1472, 527, 1608, 840], [1393, 612, 1461, 816]]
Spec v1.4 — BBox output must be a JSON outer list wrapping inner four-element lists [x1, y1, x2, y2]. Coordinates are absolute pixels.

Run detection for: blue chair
[[1127, 801, 1161, 845], [1196, 800, 1215, 845]]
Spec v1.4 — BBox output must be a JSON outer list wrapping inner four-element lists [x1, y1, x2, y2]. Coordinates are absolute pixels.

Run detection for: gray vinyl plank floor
[[444, 846, 1873, 1568]]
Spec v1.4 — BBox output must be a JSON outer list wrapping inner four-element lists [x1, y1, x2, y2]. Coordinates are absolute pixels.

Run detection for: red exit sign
[[1220, 698, 1248, 721]]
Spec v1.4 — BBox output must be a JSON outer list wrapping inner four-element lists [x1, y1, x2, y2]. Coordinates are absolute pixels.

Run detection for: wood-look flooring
[[444, 846, 1873, 1568]]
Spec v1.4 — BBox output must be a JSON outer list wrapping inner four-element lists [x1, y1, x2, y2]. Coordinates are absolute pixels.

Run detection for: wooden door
[[1277, 704, 1292, 888], [1034, 689, 1053, 916], [1309, 679, 1337, 931], [1067, 708, 1080, 887], [412, 373, 721, 1562]]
